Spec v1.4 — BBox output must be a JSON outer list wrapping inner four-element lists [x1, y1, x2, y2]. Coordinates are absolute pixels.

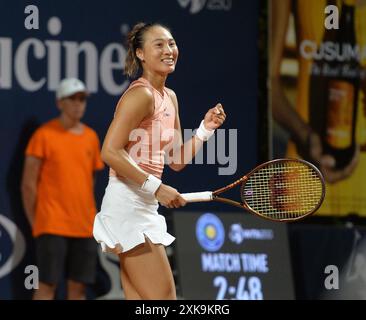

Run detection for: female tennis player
[[93, 22, 226, 300]]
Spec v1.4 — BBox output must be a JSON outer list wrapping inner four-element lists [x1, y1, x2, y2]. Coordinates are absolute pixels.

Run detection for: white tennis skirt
[[93, 176, 175, 254]]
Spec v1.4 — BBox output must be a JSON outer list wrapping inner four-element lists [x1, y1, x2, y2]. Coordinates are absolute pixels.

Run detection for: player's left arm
[[166, 89, 225, 171]]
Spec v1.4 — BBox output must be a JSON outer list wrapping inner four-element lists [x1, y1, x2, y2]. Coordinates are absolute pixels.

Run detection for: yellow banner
[[271, 0, 366, 216]]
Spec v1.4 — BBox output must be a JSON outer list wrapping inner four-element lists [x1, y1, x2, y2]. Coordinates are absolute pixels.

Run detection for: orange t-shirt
[[25, 119, 104, 237]]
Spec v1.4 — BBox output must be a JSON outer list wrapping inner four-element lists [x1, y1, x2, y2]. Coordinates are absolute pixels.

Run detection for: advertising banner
[[271, 0, 366, 216], [0, 0, 259, 299]]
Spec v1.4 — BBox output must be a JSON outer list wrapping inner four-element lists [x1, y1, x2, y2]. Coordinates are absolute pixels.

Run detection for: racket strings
[[242, 161, 323, 220]]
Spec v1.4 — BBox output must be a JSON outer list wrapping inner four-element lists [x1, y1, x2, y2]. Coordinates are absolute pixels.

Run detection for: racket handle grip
[[181, 192, 213, 202]]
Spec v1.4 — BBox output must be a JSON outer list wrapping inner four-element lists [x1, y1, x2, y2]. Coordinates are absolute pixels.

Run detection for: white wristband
[[141, 174, 162, 195], [195, 120, 215, 141]]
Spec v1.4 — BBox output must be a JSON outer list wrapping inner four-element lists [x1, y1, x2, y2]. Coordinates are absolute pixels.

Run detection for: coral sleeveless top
[[110, 77, 176, 179]]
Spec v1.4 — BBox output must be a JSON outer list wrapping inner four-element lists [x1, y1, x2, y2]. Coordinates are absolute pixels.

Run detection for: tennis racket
[[181, 158, 325, 222]]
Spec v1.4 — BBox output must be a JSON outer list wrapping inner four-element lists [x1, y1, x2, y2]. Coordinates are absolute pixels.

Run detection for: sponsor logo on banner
[[196, 213, 225, 252], [177, 0, 232, 14], [228, 223, 274, 245], [0, 16, 130, 95], [299, 39, 366, 62], [0, 214, 26, 278]]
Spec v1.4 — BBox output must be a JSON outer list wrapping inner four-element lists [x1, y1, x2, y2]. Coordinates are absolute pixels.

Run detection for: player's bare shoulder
[[116, 86, 154, 118]]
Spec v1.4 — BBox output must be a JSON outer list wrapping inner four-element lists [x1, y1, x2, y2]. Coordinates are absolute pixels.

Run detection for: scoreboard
[[173, 211, 295, 300]]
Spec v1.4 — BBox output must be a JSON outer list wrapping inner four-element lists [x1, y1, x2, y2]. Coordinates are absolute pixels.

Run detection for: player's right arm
[[101, 87, 154, 185], [21, 156, 42, 226]]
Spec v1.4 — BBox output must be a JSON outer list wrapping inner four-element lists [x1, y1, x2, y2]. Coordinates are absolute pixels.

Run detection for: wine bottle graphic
[[309, 0, 360, 169]]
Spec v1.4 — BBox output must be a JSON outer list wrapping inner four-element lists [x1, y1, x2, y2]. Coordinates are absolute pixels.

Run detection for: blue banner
[[0, 0, 259, 299]]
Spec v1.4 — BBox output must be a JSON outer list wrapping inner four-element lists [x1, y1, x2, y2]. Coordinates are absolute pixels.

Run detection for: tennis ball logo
[[196, 213, 225, 252], [205, 225, 216, 239]]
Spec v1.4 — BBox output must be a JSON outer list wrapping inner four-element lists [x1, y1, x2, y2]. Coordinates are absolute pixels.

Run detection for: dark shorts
[[35, 234, 98, 285]]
